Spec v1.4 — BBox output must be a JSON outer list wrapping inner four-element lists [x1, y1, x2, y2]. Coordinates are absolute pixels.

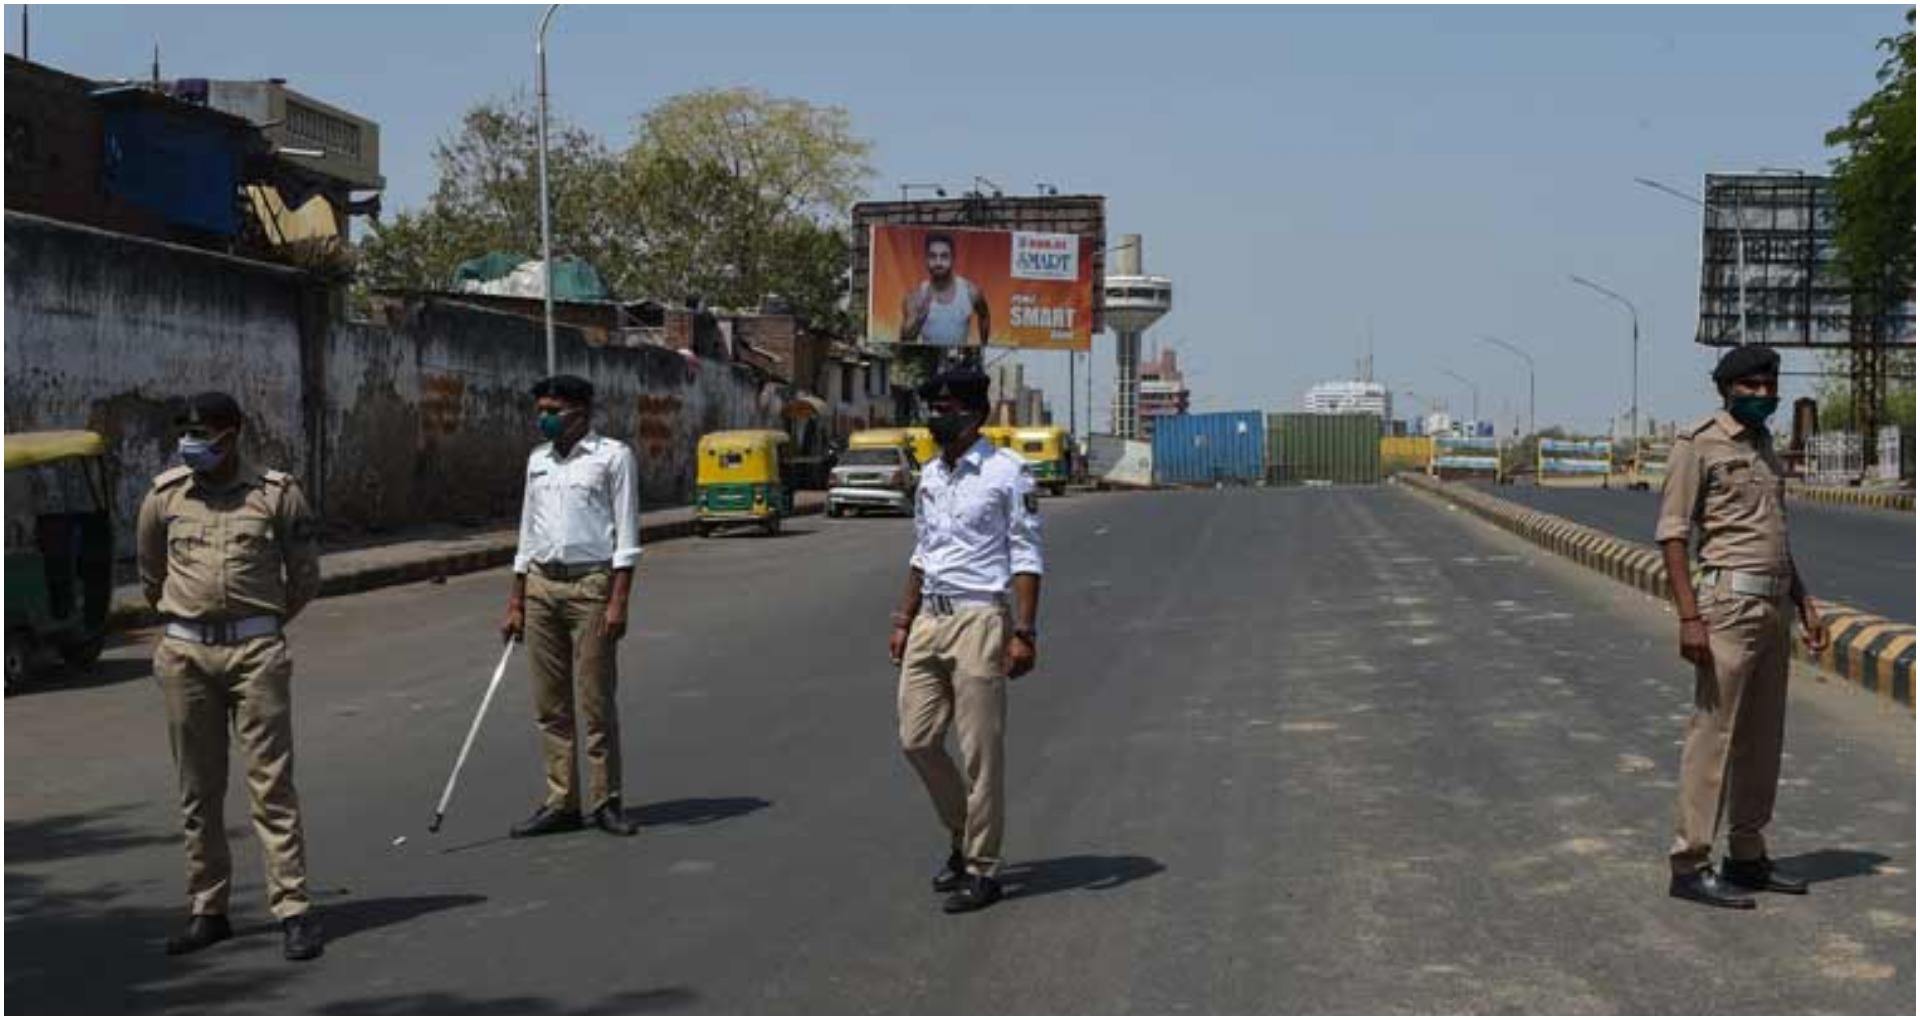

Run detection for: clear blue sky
[[10, 5, 1904, 435]]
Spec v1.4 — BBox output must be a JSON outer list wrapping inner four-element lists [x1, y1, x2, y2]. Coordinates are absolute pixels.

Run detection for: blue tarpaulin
[[101, 103, 243, 236]]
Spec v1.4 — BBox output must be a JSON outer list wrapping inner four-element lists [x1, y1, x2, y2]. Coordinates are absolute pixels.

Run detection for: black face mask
[[927, 411, 979, 447]]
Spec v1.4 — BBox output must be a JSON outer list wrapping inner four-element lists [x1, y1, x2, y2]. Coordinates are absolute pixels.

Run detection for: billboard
[[865, 224, 1096, 350], [850, 195, 1106, 350], [1695, 173, 1914, 348]]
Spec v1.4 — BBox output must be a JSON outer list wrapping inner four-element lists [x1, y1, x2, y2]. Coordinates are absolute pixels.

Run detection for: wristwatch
[[1012, 627, 1038, 643]]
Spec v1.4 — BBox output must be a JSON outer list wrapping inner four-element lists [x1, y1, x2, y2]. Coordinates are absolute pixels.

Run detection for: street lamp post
[[1441, 369, 1480, 425], [1477, 336, 1536, 439], [1635, 176, 1745, 345], [536, 3, 561, 378], [1568, 275, 1642, 440]]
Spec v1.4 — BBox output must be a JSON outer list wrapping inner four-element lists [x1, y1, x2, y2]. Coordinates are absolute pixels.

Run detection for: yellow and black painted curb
[[1785, 482, 1913, 514], [1397, 473, 1914, 711], [107, 500, 827, 633]]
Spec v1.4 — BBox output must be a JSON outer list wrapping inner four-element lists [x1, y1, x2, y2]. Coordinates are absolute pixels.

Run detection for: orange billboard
[[866, 224, 1095, 351]]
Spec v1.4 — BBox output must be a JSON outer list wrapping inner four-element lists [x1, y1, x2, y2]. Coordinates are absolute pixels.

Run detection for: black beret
[[917, 368, 991, 409], [1712, 345, 1780, 386], [531, 374, 595, 403], [175, 392, 244, 429]]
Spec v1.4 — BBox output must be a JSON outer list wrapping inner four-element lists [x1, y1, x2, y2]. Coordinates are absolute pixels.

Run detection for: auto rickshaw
[[981, 425, 1016, 451], [695, 430, 796, 536], [903, 426, 939, 468], [847, 428, 920, 460], [1009, 425, 1071, 496], [4, 431, 116, 688]]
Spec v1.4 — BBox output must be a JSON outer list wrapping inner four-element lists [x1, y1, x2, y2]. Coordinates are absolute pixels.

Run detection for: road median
[[1396, 472, 1913, 711]]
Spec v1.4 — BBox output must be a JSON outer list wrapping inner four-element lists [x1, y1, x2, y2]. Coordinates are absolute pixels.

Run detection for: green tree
[[1819, 11, 1915, 434], [1826, 9, 1915, 301], [359, 89, 872, 330], [358, 97, 625, 293], [620, 88, 872, 324]]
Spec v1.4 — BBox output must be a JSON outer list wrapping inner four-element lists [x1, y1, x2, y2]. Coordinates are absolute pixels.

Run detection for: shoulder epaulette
[[152, 465, 194, 490]]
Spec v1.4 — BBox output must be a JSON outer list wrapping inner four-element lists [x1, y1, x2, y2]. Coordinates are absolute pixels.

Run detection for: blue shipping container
[[1152, 412, 1265, 486]]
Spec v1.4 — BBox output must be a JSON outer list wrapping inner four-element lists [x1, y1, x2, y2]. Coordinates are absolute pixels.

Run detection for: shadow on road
[[999, 853, 1167, 900], [314, 985, 698, 1014], [5, 804, 177, 867], [1773, 849, 1895, 885], [634, 796, 773, 829], [233, 893, 489, 942], [6, 655, 155, 698]]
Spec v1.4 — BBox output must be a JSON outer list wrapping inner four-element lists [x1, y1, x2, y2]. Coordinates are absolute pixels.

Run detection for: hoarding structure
[[851, 195, 1107, 350], [865, 224, 1096, 350], [1695, 173, 1915, 439]]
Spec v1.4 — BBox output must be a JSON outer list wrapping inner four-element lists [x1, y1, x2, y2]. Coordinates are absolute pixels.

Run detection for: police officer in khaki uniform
[[501, 375, 643, 839], [135, 393, 325, 959], [888, 368, 1044, 914], [1657, 345, 1830, 909]]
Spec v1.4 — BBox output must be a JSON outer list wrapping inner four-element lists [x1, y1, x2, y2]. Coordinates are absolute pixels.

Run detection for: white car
[[827, 447, 919, 517]]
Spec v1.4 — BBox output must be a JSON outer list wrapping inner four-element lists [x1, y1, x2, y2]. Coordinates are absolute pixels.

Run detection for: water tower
[[1104, 234, 1173, 439]]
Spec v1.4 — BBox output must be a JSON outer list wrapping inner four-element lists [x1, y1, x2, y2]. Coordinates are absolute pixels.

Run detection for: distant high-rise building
[[1305, 380, 1392, 420], [1135, 347, 1191, 442]]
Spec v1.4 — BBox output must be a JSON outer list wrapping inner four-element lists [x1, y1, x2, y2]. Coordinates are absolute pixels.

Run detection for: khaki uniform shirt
[[136, 461, 322, 623], [1654, 410, 1791, 576]]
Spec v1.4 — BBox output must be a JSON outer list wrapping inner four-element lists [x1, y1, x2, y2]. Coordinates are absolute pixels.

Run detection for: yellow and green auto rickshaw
[[4, 430, 116, 687], [1009, 426, 1071, 496], [903, 426, 940, 468], [695, 430, 796, 537], [981, 425, 1016, 452]]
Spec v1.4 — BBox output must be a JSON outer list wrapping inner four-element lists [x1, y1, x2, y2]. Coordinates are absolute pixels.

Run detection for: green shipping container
[[1266, 413, 1383, 485]]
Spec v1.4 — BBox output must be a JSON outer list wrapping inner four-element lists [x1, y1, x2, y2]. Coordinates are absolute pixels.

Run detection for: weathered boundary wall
[[4, 212, 780, 550]]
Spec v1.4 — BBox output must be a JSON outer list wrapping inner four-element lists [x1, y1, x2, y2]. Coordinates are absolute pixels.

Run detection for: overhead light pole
[[536, 3, 561, 377], [1477, 336, 1536, 439], [1635, 175, 1745, 345], [1441, 369, 1481, 425], [1569, 274, 1642, 440]]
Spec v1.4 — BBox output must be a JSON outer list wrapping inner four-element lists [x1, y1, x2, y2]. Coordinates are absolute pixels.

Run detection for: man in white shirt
[[888, 368, 1044, 913], [899, 233, 991, 347], [501, 374, 643, 838]]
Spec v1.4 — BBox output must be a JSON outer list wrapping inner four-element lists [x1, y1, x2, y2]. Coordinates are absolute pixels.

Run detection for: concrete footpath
[[107, 493, 827, 631], [1398, 473, 1915, 711]]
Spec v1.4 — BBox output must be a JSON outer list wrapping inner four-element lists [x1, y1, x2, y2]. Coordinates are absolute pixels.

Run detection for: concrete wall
[[5, 212, 782, 551], [4, 213, 313, 549]]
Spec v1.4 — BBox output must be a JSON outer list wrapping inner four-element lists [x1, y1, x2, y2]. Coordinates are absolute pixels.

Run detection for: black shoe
[[1722, 856, 1809, 895], [942, 874, 1004, 914], [282, 914, 324, 962], [932, 849, 966, 894], [591, 800, 639, 837], [163, 914, 233, 956], [510, 805, 583, 838], [1669, 869, 1758, 910]]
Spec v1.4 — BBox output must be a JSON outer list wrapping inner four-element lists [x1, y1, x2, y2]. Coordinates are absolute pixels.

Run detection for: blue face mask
[[538, 411, 570, 441], [1728, 395, 1779, 428], [178, 435, 226, 473]]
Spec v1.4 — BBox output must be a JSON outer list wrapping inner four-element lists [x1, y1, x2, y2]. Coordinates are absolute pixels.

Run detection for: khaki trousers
[[1670, 584, 1792, 875], [154, 634, 310, 920], [898, 605, 1009, 876], [525, 570, 622, 812]]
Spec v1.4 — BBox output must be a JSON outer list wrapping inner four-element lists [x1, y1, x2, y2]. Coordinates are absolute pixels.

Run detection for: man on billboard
[[900, 233, 991, 347]]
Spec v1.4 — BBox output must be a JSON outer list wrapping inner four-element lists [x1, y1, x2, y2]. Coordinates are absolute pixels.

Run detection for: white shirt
[[919, 279, 977, 347], [514, 432, 643, 574], [910, 437, 1044, 594]]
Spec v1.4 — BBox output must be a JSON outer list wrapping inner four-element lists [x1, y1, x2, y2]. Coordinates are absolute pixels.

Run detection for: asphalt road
[[7, 487, 1913, 1013], [1470, 482, 1915, 623]]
